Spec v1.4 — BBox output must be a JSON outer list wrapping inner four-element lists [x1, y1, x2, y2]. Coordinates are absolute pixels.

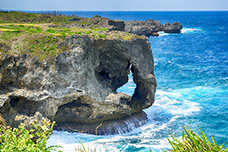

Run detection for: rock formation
[[124, 20, 183, 36], [164, 22, 183, 33], [124, 20, 164, 36], [67, 16, 182, 36], [0, 35, 156, 134], [68, 15, 125, 31]]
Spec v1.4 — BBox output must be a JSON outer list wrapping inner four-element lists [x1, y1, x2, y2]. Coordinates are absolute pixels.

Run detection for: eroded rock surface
[[164, 22, 183, 33], [124, 20, 164, 36], [0, 35, 156, 134]]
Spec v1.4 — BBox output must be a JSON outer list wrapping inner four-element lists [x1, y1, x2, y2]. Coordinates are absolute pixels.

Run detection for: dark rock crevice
[[54, 98, 94, 122], [0, 95, 43, 129], [9, 96, 41, 116]]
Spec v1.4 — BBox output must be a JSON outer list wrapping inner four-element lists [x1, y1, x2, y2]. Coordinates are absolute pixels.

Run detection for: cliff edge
[[0, 32, 156, 134]]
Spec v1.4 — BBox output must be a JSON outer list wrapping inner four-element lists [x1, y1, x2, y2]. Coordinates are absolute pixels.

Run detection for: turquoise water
[[47, 11, 228, 151]]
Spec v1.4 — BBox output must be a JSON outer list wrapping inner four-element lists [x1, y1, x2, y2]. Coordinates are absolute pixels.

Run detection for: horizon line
[[1, 8, 228, 12]]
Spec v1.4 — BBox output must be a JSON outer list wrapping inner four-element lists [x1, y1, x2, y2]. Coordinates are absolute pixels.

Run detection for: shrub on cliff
[[166, 126, 228, 152], [0, 119, 61, 152]]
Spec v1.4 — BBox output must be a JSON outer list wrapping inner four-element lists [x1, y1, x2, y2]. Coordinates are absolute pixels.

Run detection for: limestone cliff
[[0, 34, 156, 134]]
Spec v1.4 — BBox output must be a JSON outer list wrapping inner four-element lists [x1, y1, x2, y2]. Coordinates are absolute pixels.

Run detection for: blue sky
[[0, 0, 228, 11]]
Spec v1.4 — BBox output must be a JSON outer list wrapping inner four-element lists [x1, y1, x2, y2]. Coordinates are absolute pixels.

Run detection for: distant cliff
[[67, 15, 183, 36]]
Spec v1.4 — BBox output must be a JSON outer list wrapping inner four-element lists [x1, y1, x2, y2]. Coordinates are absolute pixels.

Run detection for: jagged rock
[[124, 19, 182, 36], [108, 20, 125, 31], [124, 20, 163, 36], [164, 22, 182, 33], [145, 19, 164, 31], [0, 35, 156, 134]]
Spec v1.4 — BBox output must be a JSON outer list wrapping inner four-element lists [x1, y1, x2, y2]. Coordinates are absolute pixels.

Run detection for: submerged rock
[[0, 35, 156, 134]]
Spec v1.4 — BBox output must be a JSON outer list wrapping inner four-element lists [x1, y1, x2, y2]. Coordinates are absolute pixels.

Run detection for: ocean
[[46, 11, 228, 151]]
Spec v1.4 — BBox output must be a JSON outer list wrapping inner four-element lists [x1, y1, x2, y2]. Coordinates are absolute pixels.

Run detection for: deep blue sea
[[46, 11, 228, 151]]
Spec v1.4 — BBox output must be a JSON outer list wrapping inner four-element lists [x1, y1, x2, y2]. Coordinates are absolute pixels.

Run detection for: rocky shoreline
[[66, 15, 182, 36], [54, 111, 147, 135]]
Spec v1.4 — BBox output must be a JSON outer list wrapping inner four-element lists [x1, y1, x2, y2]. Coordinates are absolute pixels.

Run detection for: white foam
[[155, 27, 203, 36], [48, 87, 206, 152], [157, 31, 169, 36], [153, 89, 200, 115], [181, 27, 203, 34]]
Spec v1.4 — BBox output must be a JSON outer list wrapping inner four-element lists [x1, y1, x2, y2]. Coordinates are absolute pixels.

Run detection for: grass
[[0, 23, 101, 61], [0, 11, 145, 63], [166, 126, 228, 152], [0, 10, 80, 25], [0, 28, 19, 32]]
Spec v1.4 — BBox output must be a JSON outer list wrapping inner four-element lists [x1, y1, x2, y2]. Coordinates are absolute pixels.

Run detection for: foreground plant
[[166, 126, 228, 152], [0, 119, 61, 152]]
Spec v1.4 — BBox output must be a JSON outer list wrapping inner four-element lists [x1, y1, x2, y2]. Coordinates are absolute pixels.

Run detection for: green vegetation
[[78, 21, 88, 25], [166, 126, 228, 152], [46, 29, 56, 33], [0, 11, 145, 62], [85, 31, 92, 34], [0, 10, 80, 25], [0, 118, 61, 152], [75, 139, 99, 152], [97, 34, 107, 38]]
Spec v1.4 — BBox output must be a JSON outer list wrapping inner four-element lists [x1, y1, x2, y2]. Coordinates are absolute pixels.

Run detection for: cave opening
[[116, 68, 136, 96], [9, 96, 19, 107], [9, 96, 40, 116]]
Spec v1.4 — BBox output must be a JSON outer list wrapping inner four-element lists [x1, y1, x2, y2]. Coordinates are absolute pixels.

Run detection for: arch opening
[[116, 66, 136, 96]]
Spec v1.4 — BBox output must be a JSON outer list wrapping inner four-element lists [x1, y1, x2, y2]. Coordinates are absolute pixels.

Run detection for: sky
[[0, 0, 228, 11]]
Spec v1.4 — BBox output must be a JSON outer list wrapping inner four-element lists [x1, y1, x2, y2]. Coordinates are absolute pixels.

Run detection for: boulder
[[0, 35, 156, 134], [164, 22, 182, 33]]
